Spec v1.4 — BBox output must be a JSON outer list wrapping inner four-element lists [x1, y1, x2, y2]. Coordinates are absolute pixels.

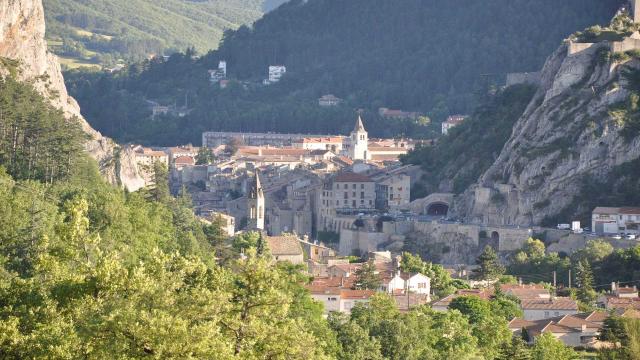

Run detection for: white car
[[612, 234, 623, 240], [626, 234, 637, 240]]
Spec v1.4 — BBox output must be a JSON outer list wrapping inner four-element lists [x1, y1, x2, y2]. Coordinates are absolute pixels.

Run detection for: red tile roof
[[520, 298, 578, 310], [174, 156, 195, 165], [340, 289, 375, 300]]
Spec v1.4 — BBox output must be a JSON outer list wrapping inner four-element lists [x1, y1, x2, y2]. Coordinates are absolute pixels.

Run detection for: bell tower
[[632, 0, 640, 22], [349, 115, 370, 161], [247, 171, 265, 231]]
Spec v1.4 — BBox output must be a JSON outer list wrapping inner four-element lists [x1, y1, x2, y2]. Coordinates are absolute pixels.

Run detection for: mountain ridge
[[0, 0, 145, 190]]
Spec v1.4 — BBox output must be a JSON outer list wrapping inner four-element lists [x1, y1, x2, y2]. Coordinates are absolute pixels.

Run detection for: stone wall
[[611, 37, 640, 53], [506, 72, 541, 87], [338, 229, 389, 256], [567, 42, 596, 55]]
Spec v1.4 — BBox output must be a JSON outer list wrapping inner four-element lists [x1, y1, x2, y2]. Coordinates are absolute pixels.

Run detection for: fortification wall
[[567, 42, 596, 55], [611, 37, 640, 53], [506, 72, 541, 87]]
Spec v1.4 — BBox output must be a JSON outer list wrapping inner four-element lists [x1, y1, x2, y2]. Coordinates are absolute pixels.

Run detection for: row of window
[[336, 199, 373, 207], [335, 183, 367, 190], [344, 191, 367, 199]]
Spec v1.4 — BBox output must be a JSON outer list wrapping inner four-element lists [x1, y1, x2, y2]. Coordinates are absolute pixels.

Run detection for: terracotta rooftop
[[266, 235, 303, 256], [174, 156, 195, 165], [310, 276, 356, 289], [340, 289, 375, 300], [619, 207, 640, 214], [501, 284, 550, 300], [520, 298, 578, 310]]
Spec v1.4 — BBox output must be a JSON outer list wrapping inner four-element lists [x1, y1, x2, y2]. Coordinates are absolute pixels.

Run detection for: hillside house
[[265, 234, 305, 264], [441, 115, 468, 135], [208, 61, 227, 83], [599, 283, 640, 311], [509, 312, 605, 348], [264, 65, 286, 84], [592, 207, 640, 235], [378, 107, 421, 120], [383, 272, 431, 296], [319, 94, 343, 107], [521, 298, 578, 321], [308, 286, 375, 314]]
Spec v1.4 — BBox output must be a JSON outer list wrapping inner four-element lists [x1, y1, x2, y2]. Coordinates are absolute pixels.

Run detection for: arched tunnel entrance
[[426, 202, 449, 217]]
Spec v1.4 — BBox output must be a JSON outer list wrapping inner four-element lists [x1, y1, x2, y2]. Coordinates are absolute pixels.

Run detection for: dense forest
[[43, 0, 265, 66], [65, 0, 621, 146]]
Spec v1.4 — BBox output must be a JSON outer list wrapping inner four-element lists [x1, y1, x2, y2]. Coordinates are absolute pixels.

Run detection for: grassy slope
[[43, 0, 264, 60]]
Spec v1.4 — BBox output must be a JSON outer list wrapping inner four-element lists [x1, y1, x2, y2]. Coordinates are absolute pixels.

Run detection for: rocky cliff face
[[0, 0, 145, 190], [456, 41, 640, 226]]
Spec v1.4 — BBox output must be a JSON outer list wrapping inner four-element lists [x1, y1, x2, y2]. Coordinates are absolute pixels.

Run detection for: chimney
[[612, 282, 617, 293], [341, 277, 345, 287], [581, 324, 587, 332]]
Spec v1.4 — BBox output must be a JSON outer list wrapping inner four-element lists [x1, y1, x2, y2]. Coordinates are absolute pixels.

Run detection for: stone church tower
[[631, 0, 640, 22], [247, 171, 265, 231], [349, 115, 371, 161]]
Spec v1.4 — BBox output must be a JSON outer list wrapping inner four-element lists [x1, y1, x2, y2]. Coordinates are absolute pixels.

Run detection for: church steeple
[[354, 115, 366, 132], [349, 115, 370, 161], [247, 171, 265, 230]]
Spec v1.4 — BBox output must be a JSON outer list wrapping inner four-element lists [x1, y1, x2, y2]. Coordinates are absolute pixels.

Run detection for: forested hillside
[[67, 0, 621, 146], [43, 0, 264, 67], [401, 84, 536, 199]]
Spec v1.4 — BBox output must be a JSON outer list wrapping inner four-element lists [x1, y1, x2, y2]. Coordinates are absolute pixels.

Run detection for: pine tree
[[574, 260, 596, 307], [474, 245, 505, 281], [353, 260, 382, 290]]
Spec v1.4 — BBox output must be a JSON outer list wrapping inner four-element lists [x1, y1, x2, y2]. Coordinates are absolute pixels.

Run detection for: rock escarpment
[[456, 41, 640, 226], [0, 0, 145, 190]]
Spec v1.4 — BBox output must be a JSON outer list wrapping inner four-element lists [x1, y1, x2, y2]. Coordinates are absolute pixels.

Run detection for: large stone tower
[[349, 115, 371, 161], [632, 0, 640, 22], [247, 171, 265, 231]]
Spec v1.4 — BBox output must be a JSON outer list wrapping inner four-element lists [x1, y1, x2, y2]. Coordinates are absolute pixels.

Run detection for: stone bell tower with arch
[[247, 171, 265, 231], [631, 0, 640, 22], [349, 115, 371, 161]]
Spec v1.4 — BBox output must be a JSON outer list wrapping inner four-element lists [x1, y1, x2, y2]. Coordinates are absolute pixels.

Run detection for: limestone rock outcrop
[[456, 41, 640, 226], [0, 0, 145, 190]]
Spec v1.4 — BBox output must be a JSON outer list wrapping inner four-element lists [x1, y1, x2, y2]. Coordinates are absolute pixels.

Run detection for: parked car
[[612, 234, 623, 240], [626, 234, 637, 240], [557, 224, 571, 230]]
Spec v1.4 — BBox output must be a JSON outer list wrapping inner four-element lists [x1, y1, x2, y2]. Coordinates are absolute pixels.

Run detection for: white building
[[383, 272, 430, 296], [268, 65, 286, 83], [292, 136, 344, 152], [247, 172, 265, 230], [319, 94, 342, 107], [441, 115, 467, 135], [331, 172, 376, 212], [309, 288, 375, 314], [208, 61, 227, 83], [521, 298, 579, 321], [349, 116, 371, 161], [592, 207, 640, 235], [374, 173, 411, 211]]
